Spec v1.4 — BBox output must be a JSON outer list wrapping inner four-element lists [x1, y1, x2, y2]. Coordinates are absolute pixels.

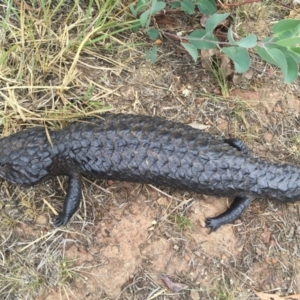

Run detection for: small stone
[[264, 133, 273, 143], [36, 214, 48, 225], [274, 105, 282, 113], [157, 196, 168, 206], [194, 251, 201, 257], [190, 290, 200, 300]]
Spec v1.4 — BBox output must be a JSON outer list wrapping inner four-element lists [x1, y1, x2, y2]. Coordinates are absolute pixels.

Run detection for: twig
[[13, 0, 40, 12], [218, 0, 261, 8], [163, 32, 188, 42]]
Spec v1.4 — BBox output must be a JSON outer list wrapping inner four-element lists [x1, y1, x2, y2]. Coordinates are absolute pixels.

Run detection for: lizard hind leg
[[205, 196, 253, 233]]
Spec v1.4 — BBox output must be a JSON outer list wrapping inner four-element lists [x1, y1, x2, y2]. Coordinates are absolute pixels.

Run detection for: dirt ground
[[37, 68, 300, 299], [1, 1, 300, 300]]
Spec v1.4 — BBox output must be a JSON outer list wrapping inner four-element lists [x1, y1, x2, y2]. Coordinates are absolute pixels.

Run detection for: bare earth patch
[[39, 189, 239, 299]]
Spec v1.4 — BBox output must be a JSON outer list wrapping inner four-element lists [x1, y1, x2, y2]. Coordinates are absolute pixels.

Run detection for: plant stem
[[218, 0, 261, 8]]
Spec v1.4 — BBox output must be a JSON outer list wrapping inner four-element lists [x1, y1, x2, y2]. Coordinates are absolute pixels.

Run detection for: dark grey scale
[[0, 113, 300, 232], [9, 151, 21, 160]]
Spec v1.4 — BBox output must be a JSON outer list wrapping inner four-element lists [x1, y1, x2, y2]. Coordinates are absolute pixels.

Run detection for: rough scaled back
[[0, 113, 299, 230], [54, 114, 300, 202]]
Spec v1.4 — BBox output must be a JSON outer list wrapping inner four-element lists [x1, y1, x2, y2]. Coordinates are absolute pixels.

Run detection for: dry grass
[[0, 0, 135, 298], [0, 0, 135, 127]]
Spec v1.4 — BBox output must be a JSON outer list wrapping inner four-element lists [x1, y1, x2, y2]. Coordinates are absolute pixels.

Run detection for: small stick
[[218, 0, 261, 8]]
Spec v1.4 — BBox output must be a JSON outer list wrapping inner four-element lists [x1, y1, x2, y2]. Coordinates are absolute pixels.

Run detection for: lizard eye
[[0, 163, 6, 167]]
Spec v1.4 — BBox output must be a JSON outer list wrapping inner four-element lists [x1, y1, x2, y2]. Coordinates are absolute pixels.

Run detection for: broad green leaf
[[205, 13, 230, 35], [140, 1, 165, 28], [272, 45, 300, 63], [290, 47, 300, 62], [284, 54, 299, 83], [196, 0, 217, 15], [150, 1, 166, 15], [171, 1, 181, 8], [291, 46, 300, 55], [236, 34, 257, 48], [189, 29, 218, 49], [256, 46, 277, 66], [288, 50, 300, 63], [136, 0, 148, 13], [147, 28, 159, 39], [129, 4, 137, 18], [227, 27, 236, 45], [180, 0, 195, 15], [276, 37, 300, 47], [131, 20, 141, 33], [259, 36, 276, 48], [276, 29, 296, 40], [264, 48, 287, 79], [145, 46, 157, 63], [272, 19, 300, 34], [221, 46, 250, 73], [140, 9, 150, 26], [227, 27, 257, 48], [258, 39, 300, 82], [181, 43, 198, 62]]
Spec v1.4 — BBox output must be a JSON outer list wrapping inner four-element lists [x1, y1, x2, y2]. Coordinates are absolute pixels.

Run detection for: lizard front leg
[[54, 172, 82, 226]]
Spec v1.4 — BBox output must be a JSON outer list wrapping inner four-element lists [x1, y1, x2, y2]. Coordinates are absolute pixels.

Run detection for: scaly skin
[[0, 114, 299, 231]]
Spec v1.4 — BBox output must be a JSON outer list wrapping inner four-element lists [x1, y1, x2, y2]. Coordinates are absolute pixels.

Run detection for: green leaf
[[140, 9, 150, 26], [259, 36, 275, 47], [273, 45, 300, 63], [265, 48, 288, 76], [150, 1, 166, 15], [205, 13, 230, 35], [131, 20, 141, 33], [257, 46, 299, 83], [171, 1, 181, 8], [284, 53, 299, 83], [257, 36, 300, 82], [276, 37, 300, 47], [129, 4, 137, 18], [256, 45, 278, 66], [276, 29, 296, 40], [272, 19, 300, 34], [227, 27, 257, 48], [147, 28, 159, 40], [227, 27, 236, 45], [145, 46, 157, 63], [196, 0, 217, 15], [139, 1, 165, 28], [136, 0, 148, 13], [290, 47, 300, 62], [181, 43, 198, 62], [236, 34, 257, 48], [189, 29, 218, 49], [266, 48, 289, 83], [288, 50, 300, 63], [180, 0, 195, 15], [221, 46, 250, 73]]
